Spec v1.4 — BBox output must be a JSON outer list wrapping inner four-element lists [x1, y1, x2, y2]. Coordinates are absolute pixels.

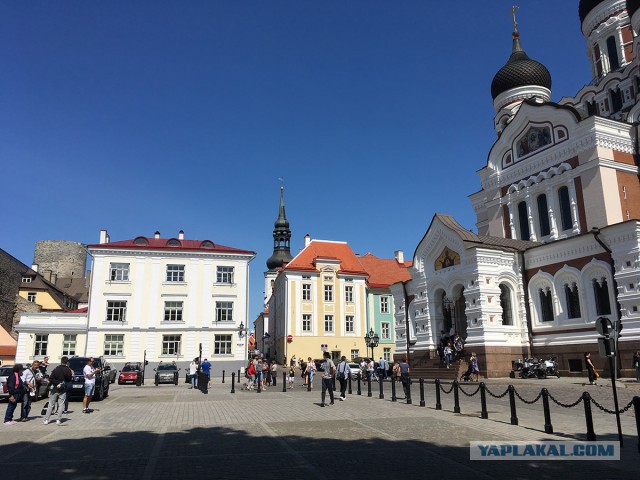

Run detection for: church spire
[[266, 186, 293, 270]]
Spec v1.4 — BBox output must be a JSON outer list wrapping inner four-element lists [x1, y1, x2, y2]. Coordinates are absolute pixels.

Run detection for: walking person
[[469, 352, 480, 382], [378, 357, 387, 380], [290, 355, 297, 368], [585, 352, 598, 385], [399, 357, 410, 398], [82, 357, 101, 414], [336, 356, 350, 401], [319, 351, 335, 407], [20, 361, 40, 422], [189, 358, 199, 389], [305, 357, 316, 389], [444, 343, 452, 368], [633, 350, 640, 382], [43, 356, 73, 425], [200, 358, 212, 388], [255, 357, 264, 389], [245, 360, 256, 390], [287, 365, 295, 389], [3, 364, 24, 425], [39, 357, 50, 376], [393, 361, 401, 383], [269, 361, 278, 386]]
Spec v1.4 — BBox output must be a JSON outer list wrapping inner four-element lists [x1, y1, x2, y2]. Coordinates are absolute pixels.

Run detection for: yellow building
[[19, 269, 79, 311], [269, 238, 370, 363]]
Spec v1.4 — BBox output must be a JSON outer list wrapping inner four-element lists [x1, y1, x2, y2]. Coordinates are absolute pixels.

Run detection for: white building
[[16, 229, 255, 373]]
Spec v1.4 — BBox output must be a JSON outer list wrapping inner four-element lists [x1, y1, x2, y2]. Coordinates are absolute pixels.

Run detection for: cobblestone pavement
[[0, 376, 639, 480]]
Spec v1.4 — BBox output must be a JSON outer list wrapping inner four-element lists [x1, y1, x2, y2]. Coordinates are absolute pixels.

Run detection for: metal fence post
[[419, 378, 425, 407], [508, 385, 518, 425], [435, 379, 442, 410], [391, 376, 397, 402], [367, 374, 372, 397], [453, 380, 460, 414], [222, 370, 225, 384], [348, 373, 352, 395], [282, 372, 287, 392], [307, 376, 311, 392], [406, 378, 412, 405], [479, 382, 488, 419], [231, 372, 235, 394], [582, 392, 596, 441], [632, 396, 640, 453], [379, 375, 384, 399], [542, 388, 553, 434], [357, 372, 362, 396]]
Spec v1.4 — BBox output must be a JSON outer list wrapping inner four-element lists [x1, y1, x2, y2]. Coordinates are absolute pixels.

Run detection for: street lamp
[[238, 322, 248, 360], [364, 328, 379, 360]]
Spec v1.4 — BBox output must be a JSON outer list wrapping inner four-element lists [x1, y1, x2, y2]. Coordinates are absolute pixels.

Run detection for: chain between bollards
[[508, 385, 518, 425], [435, 379, 442, 410], [582, 391, 596, 441], [378, 375, 384, 399], [222, 370, 225, 384], [391, 376, 397, 402], [453, 380, 460, 414], [541, 388, 554, 434], [480, 382, 488, 419], [231, 372, 235, 394], [419, 378, 425, 407]]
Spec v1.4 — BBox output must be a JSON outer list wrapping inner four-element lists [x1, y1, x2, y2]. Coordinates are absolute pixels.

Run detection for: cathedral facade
[[393, 0, 640, 377]]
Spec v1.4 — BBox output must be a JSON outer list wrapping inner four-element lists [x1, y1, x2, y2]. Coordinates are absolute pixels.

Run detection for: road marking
[[260, 422, 324, 480], [141, 427, 167, 480]]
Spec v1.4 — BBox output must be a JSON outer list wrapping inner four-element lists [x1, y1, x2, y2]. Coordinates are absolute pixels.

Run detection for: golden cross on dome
[[512, 5, 519, 34]]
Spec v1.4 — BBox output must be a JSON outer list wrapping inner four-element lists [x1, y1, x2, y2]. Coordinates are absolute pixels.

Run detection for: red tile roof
[[67, 307, 88, 313], [0, 345, 16, 356], [88, 237, 255, 255], [285, 241, 368, 275], [357, 253, 411, 288]]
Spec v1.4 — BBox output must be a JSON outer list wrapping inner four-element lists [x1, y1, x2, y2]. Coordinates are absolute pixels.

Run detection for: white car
[[348, 363, 361, 380], [0, 366, 14, 399]]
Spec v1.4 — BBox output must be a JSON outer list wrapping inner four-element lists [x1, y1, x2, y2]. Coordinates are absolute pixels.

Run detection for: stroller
[[460, 356, 479, 382]]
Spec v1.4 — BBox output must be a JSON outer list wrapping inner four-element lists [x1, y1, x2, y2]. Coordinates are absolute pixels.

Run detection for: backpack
[[262, 362, 268, 372]]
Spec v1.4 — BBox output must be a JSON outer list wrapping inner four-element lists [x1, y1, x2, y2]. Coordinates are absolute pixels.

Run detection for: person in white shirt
[[189, 359, 199, 389], [82, 357, 100, 413], [19, 361, 39, 421]]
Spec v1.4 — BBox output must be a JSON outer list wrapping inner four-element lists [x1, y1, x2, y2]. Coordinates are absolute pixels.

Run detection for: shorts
[[84, 383, 95, 397], [288, 376, 295, 382]]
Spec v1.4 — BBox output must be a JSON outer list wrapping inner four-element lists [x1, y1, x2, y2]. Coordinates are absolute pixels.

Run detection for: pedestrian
[[290, 355, 297, 368], [261, 358, 269, 390], [200, 358, 212, 388], [43, 356, 73, 425], [3, 364, 24, 425], [20, 361, 40, 422], [378, 357, 387, 380], [437, 341, 445, 367], [453, 334, 464, 360], [82, 357, 101, 414], [469, 352, 480, 382], [444, 343, 452, 368], [336, 356, 350, 400], [305, 357, 316, 389], [269, 361, 278, 386], [245, 360, 256, 390], [400, 357, 410, 398], [189, 358, 199, 389], [585, 352, 598, 385], [287, 365, 295, 389], [39, 356, 50, 376], [255, 357, 264, 389], [320, 351, 336, 407], [633, 350, 640, 382]]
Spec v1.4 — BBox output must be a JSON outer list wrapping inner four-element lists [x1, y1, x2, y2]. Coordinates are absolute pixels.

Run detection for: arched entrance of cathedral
[[443, 285, 468, 340]]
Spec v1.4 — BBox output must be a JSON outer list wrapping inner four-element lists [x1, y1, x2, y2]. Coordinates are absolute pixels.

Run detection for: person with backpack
[[245, 360, 256, 391], [319, 351, 336, 407], [304, 357, 316, 390], [19, 360, 40, 422], [43, 356, 73, 425], [3, 364, 24, 425], [335, 356, 351, 401]]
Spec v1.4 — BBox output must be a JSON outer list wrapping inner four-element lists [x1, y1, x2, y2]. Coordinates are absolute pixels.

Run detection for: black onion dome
[[579, 0, 608, 23], [491, 34, 552, 100], [266, 250, 293, 270], [627, 0, 640, 18]]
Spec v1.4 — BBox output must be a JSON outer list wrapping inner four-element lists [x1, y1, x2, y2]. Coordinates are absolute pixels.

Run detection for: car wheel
[[95, 387, 104, 401], [104, 384, 110, 398]]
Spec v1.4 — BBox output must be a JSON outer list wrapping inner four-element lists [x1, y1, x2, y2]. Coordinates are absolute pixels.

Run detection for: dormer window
[[167, 239, 181, 247], [134, 237, 148, 245], [200, 240, 215, 248], [22, 276, 32, 283]]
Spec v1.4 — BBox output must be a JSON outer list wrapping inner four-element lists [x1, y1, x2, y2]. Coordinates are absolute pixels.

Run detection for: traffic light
[[597, 337, 615, 357], [595, 317, 611, 337]]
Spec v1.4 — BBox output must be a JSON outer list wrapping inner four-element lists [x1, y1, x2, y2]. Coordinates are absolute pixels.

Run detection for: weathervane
[[511, 5, 519, 34], [278, 177, 284, 189]]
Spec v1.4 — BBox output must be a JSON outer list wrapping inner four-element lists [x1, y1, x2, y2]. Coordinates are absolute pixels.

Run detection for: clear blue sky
[[1, 1, 587, 320]]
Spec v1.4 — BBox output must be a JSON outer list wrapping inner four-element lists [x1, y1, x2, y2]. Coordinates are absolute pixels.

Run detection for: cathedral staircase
[[410, 357, 469, 381]]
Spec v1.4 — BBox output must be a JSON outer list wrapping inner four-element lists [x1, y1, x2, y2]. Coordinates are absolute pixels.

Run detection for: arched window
[[611, 88, 623, 113], [518, 201, 530, 240], [537, 194, 550, 237], [564, 282, 581, 319], [606, 36, 620, 71], [499, 284, 514, 326], [558, 186, 573, 231], [539, 287, 554, 322], [593, 278, 612, 316]]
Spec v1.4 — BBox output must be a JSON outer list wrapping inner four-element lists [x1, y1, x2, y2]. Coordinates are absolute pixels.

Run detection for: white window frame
[[351, 349, 359, 360], [324, 315, 334, 333], [34, 334, 48, 356], [62, 334, 77, 356], [162, 335, 182, 355], [27, 292, 36, 303], [164, 301, 184, 322], [166, 264, 185, 282], [109, 263, 130, 281], [380, 296, 390, 314], [383, 347, 391, 362], [302, 314, 312, 332], [302, 283, 312, 301], [381, 322, 390, 339], [106, 300, 127, 322], [345, 285, 353, 303], [214, 334, 232, 355], [104, 334, 124, 356], [324, 285, 333, 302], [345, 315, 354, 333], [22, 277, 32, 283], [216, 266, 234, 284], [215, 301, 234, 322]]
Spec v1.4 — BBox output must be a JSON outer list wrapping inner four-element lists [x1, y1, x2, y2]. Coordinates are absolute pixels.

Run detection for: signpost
[[595, 316, 623, 446]]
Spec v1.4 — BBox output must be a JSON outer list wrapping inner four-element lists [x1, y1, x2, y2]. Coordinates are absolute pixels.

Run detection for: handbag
[[594, 370, 600, 378]]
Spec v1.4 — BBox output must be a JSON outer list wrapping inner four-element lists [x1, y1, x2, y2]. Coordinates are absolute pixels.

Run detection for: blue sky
[[1, 1, 587, 319]]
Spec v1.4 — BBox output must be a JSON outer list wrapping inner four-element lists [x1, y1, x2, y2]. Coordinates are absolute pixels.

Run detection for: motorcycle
[[519, 357, 546, 379], [541, 356, 560, 378]]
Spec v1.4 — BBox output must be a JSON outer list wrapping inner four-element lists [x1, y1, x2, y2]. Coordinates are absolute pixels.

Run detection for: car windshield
[[122, 365, 139, 372], [68, 358, 93, 373], [158, 364, 176, 371], [349, 364, 359, 368], [0, 367, 13, 377]]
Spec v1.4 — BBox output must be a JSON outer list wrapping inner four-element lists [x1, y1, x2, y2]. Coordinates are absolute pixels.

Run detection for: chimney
[[99, 229, 108, 244], [31, 264, 38, 273], [395, 250, 404, 264], [51, 273, 57, 285], [178, 230, 184, 240], [105, 234, 110, 243], [304, 234, 311, 248], [154, 231, 161, 239], [43, 270, 52, 282]]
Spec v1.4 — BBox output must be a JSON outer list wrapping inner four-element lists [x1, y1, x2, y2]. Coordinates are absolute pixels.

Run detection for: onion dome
[[579, 0, 608, 23], [627, 0, 640, 18], [491, 31, 552, 100]]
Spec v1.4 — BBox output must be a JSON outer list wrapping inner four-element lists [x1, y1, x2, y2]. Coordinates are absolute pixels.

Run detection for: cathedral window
[[610, 88, 623, 113], [586, 99, 597, 116], [536, 194, 551, 237], [499, 284, 514, 326], [517, 201, 530, 240], [593, 278, 612, 316], [606, 36, 620, 71], [558, 186, 573, 231], [539, 287, 554, 322], [564, 282, 581, 319]]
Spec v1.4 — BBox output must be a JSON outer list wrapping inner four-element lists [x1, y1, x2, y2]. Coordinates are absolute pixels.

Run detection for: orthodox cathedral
[[391, 0, 640, 377]]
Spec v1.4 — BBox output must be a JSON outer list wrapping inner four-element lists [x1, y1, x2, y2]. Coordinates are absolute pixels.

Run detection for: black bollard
[[435, 379, 442, 410], [391, 376, 397, 402], [222, 370, 225, 384], [542, 388, 553, 434], [419, 378, 425, 407], [307, 376, 311, 392], [582, 392, 596, 441], [367, 375, 372, 397], [238, 369, 241, 383], [200, 371, 208, 394], [282, 372, 287, 392], [406, 377, 412, 405], [480, 382, 488, 419], [348, 374, 352, 395], [453, 380, 460, 414], [357, 372, 362, 395], [508, 385, 518, 425], [379, 375, 384, 400], [633, 396, 640, 453], [257, 375, 262, 393], [231, 372, 235, 394]]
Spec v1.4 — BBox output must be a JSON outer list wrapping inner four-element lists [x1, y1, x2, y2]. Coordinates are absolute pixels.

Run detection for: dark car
[[154, 362, 180, 386], [67, 356, 111, 401], [105, 364, 118, 384], [118, 362, 144, 385]]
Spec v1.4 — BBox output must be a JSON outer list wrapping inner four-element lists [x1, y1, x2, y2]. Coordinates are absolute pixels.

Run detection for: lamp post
[[364, 328, 379, 360], [238, 322, 248, 361]]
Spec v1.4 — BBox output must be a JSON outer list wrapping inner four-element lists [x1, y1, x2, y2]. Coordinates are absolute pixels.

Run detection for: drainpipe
[[590, 227, 623, 379], [401, 281, 411, 364], [519, 251, 534, 358]]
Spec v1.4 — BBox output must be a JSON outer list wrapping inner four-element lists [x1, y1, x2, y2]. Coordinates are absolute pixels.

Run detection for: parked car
[[348, 363, 361, 380], [0, 365, 13, 400], [118, 362, 144, 385], [154, 362, 180, 385], [1, 365, 49, 401], [104, 364, 118, 384], [67, 356, 111, 401]]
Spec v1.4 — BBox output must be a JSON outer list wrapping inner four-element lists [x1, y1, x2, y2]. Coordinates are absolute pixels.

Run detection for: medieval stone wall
[[33, 240, 87, 279], [0, 249, 29, 334]]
